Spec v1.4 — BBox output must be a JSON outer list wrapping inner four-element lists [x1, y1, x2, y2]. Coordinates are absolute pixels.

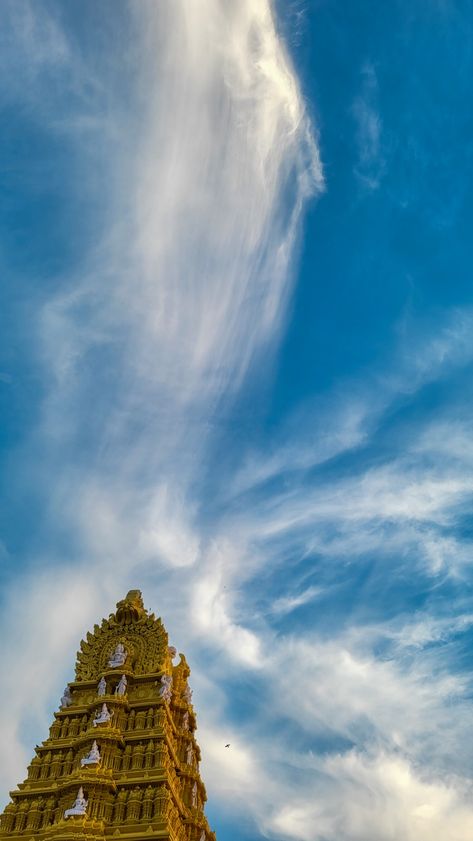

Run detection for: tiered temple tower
[[0, 590, 216, 841]]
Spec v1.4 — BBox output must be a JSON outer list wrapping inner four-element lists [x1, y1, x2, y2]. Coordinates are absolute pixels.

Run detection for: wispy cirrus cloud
[[0, 0, 322, 826], [352, 62, 385, 190]]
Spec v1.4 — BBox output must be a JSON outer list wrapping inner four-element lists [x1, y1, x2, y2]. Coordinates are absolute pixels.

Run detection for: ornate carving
[[64, 787, 87, 818], [60, 687, 72, 708], [126, 786, 143, 821], [0, 802, 17, 833], [113, 788, 128, 822], [159, 674, 173, 702], [75, 609, 168, 682], [80, 740, 101, 767], [0, 592, 216, 841], [93, 703, 113, 727], [108, 642, 127, 669], [115, 674, 127, 696], [115, 590, 146, 624]]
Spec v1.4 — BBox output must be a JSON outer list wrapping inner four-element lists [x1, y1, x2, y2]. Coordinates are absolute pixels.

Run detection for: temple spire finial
[[114, 589, 147, 623]]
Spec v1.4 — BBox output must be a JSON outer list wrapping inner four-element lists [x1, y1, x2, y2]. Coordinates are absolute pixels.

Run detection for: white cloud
[[267, 751, 473, 841], [352, 62, 385, 189], [270, 585, 324, 615]]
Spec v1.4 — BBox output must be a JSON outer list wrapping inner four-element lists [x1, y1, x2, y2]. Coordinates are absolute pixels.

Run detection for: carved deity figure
[[159, 674, 172, 703], [108, 642, 127, 668], [191, 782, 198, 808], [115, 674, 127, 696], [80, 740, 101, 767], [182, 711, 189, 731], [186, 744, 193, 765], [93, 703, 113, 727], [200, 832, 206, 841], [183, 684, 193, 704], [97, 677, 107, 696], [142, 786, 154, 820], [60, 686, 72, 708], [168, 645, 177, 659], [64, 787, 88, 818]]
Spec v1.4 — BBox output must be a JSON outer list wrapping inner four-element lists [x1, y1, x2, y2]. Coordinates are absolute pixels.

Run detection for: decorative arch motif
[[75, 594, 169, 681]]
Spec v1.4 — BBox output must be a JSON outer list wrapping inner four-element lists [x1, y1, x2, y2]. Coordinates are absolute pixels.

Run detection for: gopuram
[[0, 590, 216, 841]]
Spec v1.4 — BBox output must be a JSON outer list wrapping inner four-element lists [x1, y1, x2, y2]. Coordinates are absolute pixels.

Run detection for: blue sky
[[2, 1, 473, 839]]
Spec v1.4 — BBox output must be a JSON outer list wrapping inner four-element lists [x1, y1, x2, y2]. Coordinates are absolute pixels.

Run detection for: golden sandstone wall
[[0, 590, 216, 841]]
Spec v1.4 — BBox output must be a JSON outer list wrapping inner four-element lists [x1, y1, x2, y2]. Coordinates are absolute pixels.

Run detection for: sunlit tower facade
[[0, 590, 216, 841]]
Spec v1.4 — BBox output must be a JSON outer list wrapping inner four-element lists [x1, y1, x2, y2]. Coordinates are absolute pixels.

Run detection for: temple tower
[[0, 590, 216, 841]]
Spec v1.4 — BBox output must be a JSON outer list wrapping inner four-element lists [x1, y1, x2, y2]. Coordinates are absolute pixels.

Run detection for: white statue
[[115, 675, 127, 697], [60, 687, 72, 708], [186, 744, 193, 765], [183, 685, 193, 704], [93, 703, 113, 727], [191, 782, 198, 808], [200, 832, 206, 841], [80, 740, 101, 767], [168, 645, 177, 659], [108, 642, 127, 668], [182, 711, 189, 731], [97, 677, 107, 696], [64, 787, 88, 818], [159, 674, 172, 703]]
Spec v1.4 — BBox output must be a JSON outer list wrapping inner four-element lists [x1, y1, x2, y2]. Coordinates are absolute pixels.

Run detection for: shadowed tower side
[[0, 590, 216, 841]]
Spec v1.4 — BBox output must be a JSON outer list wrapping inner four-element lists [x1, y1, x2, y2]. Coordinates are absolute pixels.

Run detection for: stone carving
[[25, 797, 43, 830], [145, 741, 154, 768], [0, 801, 17, 833], [115, 590, 146, 624], [168, 645, 177, 659], [159, 674, 172, 702], [70, 717, 80, 737], [80, 740, 101, 767], [191, 782, 198, 808], [113, 788, 128, 822], [108, 642, 127, 668], [186, 744, 193, 765], [75, 606, 168, 682], [142, 785, 154, 820], [15, 800, 28, 832], [131, 742, 145, 770], [97, 677, 107, 696], [182, 711, 189, 731], [200, 832, 206, 841], [63, 749, 73, 775], [42, 797, 55, 827], [183, 684, 193, 704], [93, 703, 113, 727], [115, 674, 127, 696], [121, 745, 132, 771], [126, 786, 143, 820], [60, 687, 72, 708], [64, 787, 88, 818]]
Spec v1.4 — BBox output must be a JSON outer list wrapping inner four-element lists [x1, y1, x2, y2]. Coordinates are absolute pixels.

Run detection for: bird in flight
[[224, 744, 230, 748]]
